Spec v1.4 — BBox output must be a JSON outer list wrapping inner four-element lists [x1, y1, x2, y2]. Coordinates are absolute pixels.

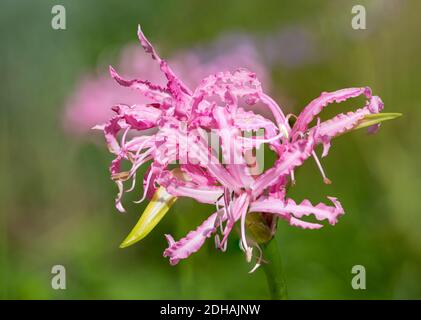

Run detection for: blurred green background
[[1, 0, 420, 299]]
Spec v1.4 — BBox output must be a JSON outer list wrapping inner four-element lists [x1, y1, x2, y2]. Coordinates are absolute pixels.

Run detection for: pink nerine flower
[[96, 26, 396, 270]]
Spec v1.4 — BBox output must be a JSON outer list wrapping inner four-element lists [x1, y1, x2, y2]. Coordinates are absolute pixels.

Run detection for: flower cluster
[[96, 26, 390, 269]]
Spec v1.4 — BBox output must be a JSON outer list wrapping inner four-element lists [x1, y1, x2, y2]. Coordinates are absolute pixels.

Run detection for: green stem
[[261, 237, 288, 299]]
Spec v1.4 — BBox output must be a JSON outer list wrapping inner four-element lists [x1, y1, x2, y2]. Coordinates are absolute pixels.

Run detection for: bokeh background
[[1, 0, 420, 299]]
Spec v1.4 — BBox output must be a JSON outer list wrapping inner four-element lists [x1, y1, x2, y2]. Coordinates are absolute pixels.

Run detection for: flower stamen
[[311, 151, 332, 184]]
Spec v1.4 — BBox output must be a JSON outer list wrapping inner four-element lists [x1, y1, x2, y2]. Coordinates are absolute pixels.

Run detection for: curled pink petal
[[292, 87, 372, 136], [163, 210, 225, 265], [233, 108, 278, 135], [166, 184, 224, 204], [310, 95, 384, 157], [251, 136, 315, 195], [289, 217, 323, 229], [112, 104, 162, 130], [137, 25, 192, 96], [250, 196, 344, 226], [180, 164, 217, 186], [109, 66, 171, 103]]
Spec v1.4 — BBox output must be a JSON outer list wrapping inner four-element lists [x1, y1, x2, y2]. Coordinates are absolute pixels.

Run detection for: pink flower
[[96, 26, 399, 270]]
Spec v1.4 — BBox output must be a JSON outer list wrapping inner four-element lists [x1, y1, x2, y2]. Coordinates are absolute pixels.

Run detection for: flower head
[[96, 26, 400, 270]]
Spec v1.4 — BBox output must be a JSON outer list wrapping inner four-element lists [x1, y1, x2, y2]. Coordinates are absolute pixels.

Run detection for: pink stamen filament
[[248, 244, 263, 273], [120, 126, 130, 147], [290, 170, 296, 185], [240, 208, 252, 262], [134, 167, 154, 203], [311, 151, 332, 184]]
